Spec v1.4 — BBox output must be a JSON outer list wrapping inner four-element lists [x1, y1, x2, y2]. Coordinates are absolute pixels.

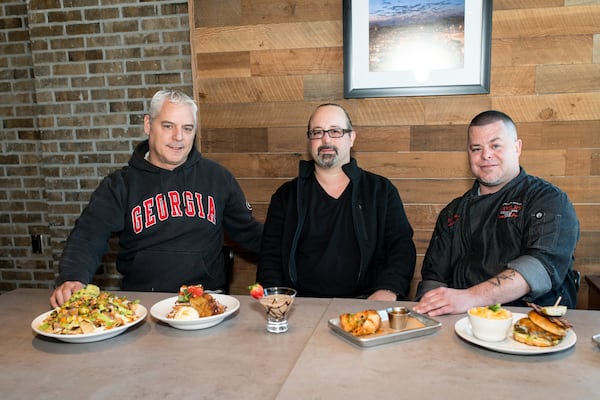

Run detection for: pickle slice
[[540, 305, 567, 316]]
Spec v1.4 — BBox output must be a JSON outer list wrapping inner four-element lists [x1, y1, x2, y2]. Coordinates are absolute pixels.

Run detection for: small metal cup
[[387, 306, 409, 330]]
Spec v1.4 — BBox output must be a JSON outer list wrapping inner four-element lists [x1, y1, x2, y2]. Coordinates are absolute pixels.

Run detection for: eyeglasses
[[307, 127, 352, 140]]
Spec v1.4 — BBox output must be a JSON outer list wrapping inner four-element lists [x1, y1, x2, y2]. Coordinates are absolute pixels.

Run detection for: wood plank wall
[[188, 0, 600, 308]]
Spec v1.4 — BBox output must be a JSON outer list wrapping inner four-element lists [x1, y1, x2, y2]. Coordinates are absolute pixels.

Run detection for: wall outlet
[[31, 234, 42, 254]]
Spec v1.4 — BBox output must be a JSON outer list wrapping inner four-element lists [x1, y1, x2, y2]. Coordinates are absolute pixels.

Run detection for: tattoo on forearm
[[488, 269, 517, 287]]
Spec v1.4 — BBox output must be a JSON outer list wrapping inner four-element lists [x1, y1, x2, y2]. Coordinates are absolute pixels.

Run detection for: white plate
[[150, 294, 240, 330], [454, 313, 576, 355], [31, 305, 147, 344]]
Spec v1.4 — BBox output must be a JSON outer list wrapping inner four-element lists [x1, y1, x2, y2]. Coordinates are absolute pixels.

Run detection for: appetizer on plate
[[167, 284, 226, 320], [37, 284, 141, 335], [339, 309, 381, 336]]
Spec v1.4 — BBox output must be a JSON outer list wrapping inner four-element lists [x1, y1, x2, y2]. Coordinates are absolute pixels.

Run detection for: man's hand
[[412, 287, 477, 316], [368, 289, 397, 301], [50, 281, 85, 308], [413, 270, 530, 316]]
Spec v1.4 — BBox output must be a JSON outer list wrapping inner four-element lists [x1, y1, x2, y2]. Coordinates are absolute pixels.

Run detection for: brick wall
[[0, 0, 193, 293]]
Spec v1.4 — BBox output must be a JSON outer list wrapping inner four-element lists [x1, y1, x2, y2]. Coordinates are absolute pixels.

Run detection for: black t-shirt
[[295, 176, 360, 297]]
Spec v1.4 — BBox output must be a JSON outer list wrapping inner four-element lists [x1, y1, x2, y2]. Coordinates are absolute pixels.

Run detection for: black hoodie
[[57, 140, 263, 292]]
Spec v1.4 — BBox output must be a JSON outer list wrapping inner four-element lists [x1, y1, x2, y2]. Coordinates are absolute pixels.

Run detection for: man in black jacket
[[414, 110, 580, 316], [257, 103, 416, 300], [51, 90, 262, 307]]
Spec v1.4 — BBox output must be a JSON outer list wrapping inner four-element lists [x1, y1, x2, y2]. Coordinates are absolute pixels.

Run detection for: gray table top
[[2, 289, 599, 399]]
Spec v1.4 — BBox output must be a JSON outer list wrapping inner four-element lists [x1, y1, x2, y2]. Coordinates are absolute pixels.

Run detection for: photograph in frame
[[343, 0, 492, 98]]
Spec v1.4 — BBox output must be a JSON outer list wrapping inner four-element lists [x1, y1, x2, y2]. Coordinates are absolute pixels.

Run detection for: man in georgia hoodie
[[50, 90, 262, 307]]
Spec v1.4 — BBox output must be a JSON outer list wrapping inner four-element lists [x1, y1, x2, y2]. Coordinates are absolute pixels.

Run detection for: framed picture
[[343, 0, 492, 98]]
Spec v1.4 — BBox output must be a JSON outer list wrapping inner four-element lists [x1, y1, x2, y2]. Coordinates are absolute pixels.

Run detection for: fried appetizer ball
[[339, 309, 381, 336]]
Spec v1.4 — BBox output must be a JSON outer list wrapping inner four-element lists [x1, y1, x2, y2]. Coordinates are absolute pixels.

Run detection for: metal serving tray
[[328, 309, 441, 348]]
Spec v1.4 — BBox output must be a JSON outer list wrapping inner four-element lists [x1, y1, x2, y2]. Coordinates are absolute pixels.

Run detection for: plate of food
[[455, 303, 576, 355], [150, 285, 240, 330], [31, 285, 147, 343], [328, 307, 441, 348]]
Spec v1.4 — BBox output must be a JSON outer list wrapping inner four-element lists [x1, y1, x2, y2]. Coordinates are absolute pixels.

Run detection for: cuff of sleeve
[[55, 272, 91, 287], [507, 255, 552, 299]]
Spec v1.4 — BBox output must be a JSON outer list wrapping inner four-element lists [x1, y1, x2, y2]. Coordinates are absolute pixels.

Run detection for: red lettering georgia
[[183, 191, 195, 217], [156, 193, 169, 221], [168, 191, 183, 217], [132, 206, 143, 234], [207, 195, 216, 224], [195, 193, 205, 218], [143, 198, 156, 228]]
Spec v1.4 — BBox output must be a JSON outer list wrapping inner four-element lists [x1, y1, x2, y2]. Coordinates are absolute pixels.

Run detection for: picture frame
[[343, 0, 492, 98]]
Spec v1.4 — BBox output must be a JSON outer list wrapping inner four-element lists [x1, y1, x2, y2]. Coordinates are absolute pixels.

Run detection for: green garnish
[[488, 304, 502, 312]]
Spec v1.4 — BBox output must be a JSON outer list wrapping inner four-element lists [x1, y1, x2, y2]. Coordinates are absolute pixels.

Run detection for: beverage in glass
[[260, 287, 296, 333]]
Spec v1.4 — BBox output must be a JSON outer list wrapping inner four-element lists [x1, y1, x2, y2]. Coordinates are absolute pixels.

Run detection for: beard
[[476, 174, 514, 195], [314, 145, 338, 168], [478, 177, 502, 187]]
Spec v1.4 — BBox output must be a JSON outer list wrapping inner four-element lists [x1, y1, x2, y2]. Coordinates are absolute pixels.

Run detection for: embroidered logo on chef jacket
[[498, 201, 522, 219], [447, 213, 460, 227]]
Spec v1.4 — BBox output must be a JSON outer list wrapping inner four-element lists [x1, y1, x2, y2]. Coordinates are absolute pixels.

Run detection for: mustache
[[317, 145, 337, 154]]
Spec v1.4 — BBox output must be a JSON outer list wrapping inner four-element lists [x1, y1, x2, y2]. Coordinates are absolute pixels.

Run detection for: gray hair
[[148, 89, 198, 126]]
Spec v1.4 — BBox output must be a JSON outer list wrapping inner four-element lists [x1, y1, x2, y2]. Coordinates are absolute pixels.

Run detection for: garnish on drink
[[248, 283, 264, 299]]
